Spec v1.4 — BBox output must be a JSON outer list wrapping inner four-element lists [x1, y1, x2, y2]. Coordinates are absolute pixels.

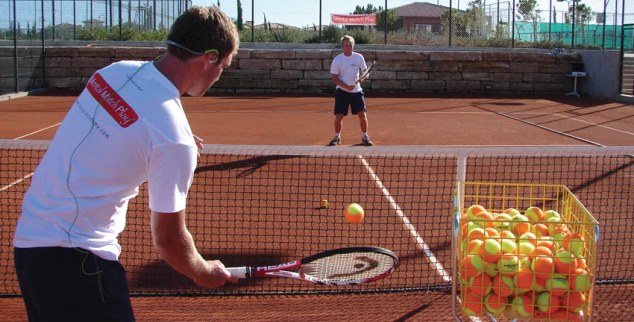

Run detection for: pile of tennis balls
[[459, 204, 592, 321]]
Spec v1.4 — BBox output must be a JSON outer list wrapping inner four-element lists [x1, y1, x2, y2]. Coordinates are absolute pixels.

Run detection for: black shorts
[[14, 247, 135, 322], [334, 88, 366, 115]]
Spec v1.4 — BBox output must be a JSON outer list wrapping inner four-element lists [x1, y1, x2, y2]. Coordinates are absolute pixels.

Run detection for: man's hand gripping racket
[[355, 61, 375, 84], [226, 246, 398, 285]]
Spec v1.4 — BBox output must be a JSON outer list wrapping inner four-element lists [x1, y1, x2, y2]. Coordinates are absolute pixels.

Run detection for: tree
[[375, 9, 401, 32], [441, 9, 469, 37], [351, 4, 384, 31], [237, 0, 243, 31], [517, 0, 541, 42], [571, 3, 592, 44], [465, 0, 489, 38], [353, 4, 380, 14]]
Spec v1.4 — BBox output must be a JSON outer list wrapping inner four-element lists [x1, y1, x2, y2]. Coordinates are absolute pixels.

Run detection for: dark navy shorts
[[334, 88, 366, 115], [14, 247, 135, 322]]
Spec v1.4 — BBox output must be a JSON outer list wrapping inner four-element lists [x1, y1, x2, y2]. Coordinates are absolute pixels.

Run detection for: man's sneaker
[[328, 136, 341, 146], [362, 136, 374, 146]]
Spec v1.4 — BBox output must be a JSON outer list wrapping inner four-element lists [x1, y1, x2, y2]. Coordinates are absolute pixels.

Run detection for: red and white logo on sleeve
[[87, 73, 139, 128]]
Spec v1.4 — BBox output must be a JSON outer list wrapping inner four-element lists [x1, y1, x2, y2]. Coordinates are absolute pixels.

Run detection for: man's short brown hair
[[167, 6, 239, 61], [341, 35, 355, 45]]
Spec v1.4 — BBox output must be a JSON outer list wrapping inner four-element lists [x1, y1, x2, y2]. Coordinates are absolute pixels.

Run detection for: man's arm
[[151, 210, 235, 288], [331, 74, 354, 91]]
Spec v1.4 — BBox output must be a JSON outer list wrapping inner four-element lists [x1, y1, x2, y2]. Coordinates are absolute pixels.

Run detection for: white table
[[566, 73, 587, 97]]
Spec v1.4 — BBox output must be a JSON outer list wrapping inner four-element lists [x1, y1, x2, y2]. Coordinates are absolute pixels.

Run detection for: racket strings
[[301, 252, 396, 282]]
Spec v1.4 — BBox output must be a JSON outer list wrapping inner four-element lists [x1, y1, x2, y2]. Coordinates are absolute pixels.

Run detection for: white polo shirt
[[14, 60, 198, 261], [330, 52, 367, 93]]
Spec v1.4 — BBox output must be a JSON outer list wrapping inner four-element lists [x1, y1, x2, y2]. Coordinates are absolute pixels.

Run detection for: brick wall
[[37, 46, 580, 94]]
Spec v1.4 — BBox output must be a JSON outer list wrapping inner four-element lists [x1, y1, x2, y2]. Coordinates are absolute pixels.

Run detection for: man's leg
[[14, 247, 135, 322]]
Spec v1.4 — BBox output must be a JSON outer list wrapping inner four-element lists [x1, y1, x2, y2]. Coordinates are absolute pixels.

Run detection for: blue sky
[[197, 0, 626, 28], [1, 0, 627, 31]]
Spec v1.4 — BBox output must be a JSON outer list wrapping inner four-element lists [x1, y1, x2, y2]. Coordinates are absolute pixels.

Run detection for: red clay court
[[1, 92, 633, 321], [2, 92, 634, 146]]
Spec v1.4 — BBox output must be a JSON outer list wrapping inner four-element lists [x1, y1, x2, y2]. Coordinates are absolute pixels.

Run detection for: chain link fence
[[0, 0, 632, 94]]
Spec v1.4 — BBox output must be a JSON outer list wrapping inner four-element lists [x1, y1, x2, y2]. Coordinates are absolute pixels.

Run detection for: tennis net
[[1, 140, 633, 296]]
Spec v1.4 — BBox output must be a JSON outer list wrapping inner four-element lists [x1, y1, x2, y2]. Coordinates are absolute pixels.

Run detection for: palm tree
[[517, 0, 541, 42], [571, 3, 592, 45]]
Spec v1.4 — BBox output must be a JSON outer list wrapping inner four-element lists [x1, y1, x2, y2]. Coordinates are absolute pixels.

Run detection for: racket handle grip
[[226, 267, 251, 279]]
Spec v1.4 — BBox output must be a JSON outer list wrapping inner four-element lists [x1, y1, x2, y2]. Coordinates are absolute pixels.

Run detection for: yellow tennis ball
[[321, 199, 329, 208], [344, 203, 364, 223]]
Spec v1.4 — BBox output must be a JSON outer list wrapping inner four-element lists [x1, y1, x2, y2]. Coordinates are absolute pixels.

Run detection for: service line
[[13, 123, 61, 140]]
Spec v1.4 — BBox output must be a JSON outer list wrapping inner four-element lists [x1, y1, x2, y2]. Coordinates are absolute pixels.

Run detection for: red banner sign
[[330, 14, 377, 26]]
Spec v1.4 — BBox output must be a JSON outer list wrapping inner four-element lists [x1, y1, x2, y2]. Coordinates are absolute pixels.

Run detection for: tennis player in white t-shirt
[[13, 6, 239, 321], [328, 35, 373, 146]]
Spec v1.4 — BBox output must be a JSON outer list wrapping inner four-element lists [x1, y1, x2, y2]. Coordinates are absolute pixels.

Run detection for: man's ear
[[208, 51, 219, 64]]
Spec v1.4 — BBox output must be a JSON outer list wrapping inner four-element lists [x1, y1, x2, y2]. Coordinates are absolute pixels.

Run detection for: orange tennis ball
[[561, 291, 587, 313], [525, 206, 544, 221], [462, 291, 484, 316], [474, 211, 495, 228], [465, 239, 484, 255], [511, 294, 534, 318], [461, 254, 485, 280], [532, 223, 550, 237], [494, 212, 513, 230], [484, 292, 508, 315], [492, 274, 514, 297], [536, 238, 555, 252], [513, 267, 534, 294], [519, 232, 538, 247], [569, 268, 591, 292], [344, 203, 364, 223], [531, 256, 555, 281], [484, 227, 500, 240], [467, 204, 487, 220], [536, 291, 561, 314], [504, 207, 522, 217], [497, 253, 519, 276], [530, 245, 553, 260], [480, 238, 503, 263], [510, 214, 531, 235], [554, 250, 578, 275], [563, 232, 586, 256], [467, 273, 493, 297], [545, 274, 569, 297]]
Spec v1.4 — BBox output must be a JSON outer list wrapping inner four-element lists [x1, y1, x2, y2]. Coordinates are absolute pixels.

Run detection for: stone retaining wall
[[3, 46, 582, 95]]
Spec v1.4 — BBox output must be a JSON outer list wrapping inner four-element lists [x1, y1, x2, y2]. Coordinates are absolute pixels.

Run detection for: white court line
[[13, 123, 61, 140], [505, 111, 634, 137], [1, 172, 34, 192], [5, 124, 59, 191], [550, 113, 634, 136], [3, 122, 55, 193], [357, 155, 451, 283], [419, 110, 634, 137]]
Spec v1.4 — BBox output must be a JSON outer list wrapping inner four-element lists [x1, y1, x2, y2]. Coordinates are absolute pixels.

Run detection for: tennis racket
[[226, 246, 398, 285], [355, 61, 375, 84]]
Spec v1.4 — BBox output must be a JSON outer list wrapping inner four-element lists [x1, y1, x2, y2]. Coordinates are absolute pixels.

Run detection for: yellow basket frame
[[450, 181, 599, 321]]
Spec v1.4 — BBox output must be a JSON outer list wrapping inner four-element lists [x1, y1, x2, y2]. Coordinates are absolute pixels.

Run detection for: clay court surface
[[1, 92, 634, 321], [2, 91, 634, 146]]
